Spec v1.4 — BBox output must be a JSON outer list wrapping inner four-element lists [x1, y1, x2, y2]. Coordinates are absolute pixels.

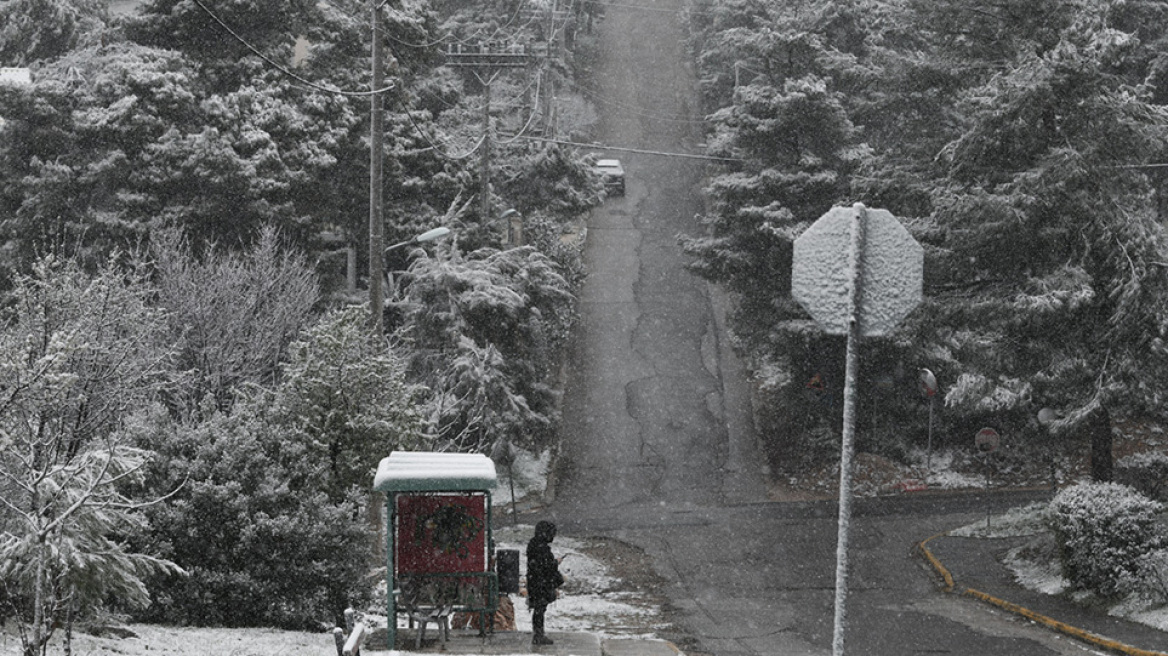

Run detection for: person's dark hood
[[533, 520, 556, 544]]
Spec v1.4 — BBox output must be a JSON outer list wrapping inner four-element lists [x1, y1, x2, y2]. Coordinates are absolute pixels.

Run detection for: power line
[[189, 0, 394, 97], [379, 40, 516, 161], [510, 135, 744, 162], [497, 69, 545, 145], [397, 110, 487, 160]]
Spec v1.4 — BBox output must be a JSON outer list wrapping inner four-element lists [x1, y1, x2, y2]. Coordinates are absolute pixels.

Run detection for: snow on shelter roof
[[373, 451, 497, 493]]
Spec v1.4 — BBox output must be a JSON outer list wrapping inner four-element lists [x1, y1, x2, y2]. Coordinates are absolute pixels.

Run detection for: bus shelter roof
[[373, 451, 497, 493]]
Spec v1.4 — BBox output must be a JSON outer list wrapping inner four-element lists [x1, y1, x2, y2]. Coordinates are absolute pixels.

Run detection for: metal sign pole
[[927, 396, 935, 472], [919, 368, 938, 473], [832, 205, 868, 656], [792, 203, 922, 656]]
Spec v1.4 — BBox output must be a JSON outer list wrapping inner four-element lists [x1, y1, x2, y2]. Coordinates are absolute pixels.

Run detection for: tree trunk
[[64, 595, 74, 656], [29, 545, 46, 656], [1090, 406, 1113, 482]]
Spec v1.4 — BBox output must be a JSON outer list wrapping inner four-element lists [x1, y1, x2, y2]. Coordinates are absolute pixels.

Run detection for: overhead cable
[[510, 135, 744, 161], [189, 0, 394, 96]]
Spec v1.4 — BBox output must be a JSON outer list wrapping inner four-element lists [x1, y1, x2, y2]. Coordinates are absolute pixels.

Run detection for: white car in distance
[[594, 158, 626, 195]]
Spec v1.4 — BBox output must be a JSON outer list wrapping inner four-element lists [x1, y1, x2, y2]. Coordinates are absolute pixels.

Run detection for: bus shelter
[[374, 451, 498, 647]]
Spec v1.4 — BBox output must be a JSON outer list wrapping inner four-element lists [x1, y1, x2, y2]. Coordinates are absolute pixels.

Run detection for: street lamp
[[385, 226, 452, 254], [373, 226, 452, 334]]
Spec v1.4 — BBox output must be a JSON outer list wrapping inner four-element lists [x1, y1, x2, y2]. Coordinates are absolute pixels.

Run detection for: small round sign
[[919, 368, 938, 398], [975, 427, 1000, 453]]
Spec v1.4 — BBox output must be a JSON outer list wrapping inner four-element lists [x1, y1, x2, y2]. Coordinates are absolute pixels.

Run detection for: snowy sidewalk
[[927, 535, 1168, 656], [383, 629, 682, 656]]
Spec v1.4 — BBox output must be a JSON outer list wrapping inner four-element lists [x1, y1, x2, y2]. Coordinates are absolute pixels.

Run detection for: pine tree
[[926, 4, 1168, 479], [396, 245, 574, 450]]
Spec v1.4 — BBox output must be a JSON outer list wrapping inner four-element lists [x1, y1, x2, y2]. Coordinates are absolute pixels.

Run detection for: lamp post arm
[[385, 238, 416, 253], [385, 227, 451, 254]]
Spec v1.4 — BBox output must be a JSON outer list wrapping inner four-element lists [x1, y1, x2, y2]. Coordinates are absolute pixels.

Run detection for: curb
[[601, 637, 684, 656], [917, 533, 1168, 656]]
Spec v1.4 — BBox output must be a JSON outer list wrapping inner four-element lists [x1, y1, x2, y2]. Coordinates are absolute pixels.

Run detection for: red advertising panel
[[395, 492, 488, 574]]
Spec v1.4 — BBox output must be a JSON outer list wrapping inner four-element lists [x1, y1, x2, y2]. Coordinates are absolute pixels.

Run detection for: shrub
[[1116, 451, 1168, 501], [1138, 548, 1168, 604], [131, 404, 374, 630], [127, 304, 427, 629], [1047, 481, 1165, 597]]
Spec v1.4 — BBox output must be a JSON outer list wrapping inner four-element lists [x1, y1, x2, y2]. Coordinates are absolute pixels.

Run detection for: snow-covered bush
[[131, 403, 374, 630], [399, 246, 575, 451], [153, 226, 319, 414], [1116, 451, 1168, 501], [1138, 548, 1168, 604], [1047, 481, 1165, 597], [129, 305, 427, 629], [0, 256, 183, 656], [130, 306, 427, 630]]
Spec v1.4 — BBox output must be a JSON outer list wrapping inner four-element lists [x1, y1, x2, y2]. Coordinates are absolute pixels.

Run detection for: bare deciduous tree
[[152, 226, 319, 413]]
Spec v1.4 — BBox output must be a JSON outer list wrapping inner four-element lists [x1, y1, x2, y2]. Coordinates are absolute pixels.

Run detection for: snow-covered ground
[[779, 446, 1057, 499], [0, 448, 668, 656], [950, 502, 1168, 633], [0, 521, 668, 656], [492, 447, 552, 509], [13, 443, 1168, 654], [493, 525, 668, 639], [491, 447, 669, 638]]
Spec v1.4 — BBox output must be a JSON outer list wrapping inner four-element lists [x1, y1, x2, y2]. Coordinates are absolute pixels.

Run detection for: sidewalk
[[376, 629, 682, 656], [922, 534, 1168, 656]]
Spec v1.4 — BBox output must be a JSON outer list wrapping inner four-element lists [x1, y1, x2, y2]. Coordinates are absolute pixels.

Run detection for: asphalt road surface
[[554, 9, 763, 513], [550, 1, 1101, 655]]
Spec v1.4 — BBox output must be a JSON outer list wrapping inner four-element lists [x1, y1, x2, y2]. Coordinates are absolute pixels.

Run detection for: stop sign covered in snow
[[792, 205, 923, 337]]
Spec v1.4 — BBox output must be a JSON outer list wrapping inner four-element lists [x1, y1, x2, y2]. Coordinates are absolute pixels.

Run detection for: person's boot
[[532, 608, 553, 645]]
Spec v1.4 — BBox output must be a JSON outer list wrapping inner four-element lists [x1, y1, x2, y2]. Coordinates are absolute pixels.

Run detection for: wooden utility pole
[[479, 77, 492, 227], [369, 0, 386, 334]]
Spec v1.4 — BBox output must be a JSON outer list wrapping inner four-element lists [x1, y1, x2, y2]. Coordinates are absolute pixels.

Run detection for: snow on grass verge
[[491, 448, 551, 508], [0, 624, 329, 656], [949, 502, 1048, 538], [494, 524, 669, 639], [1, 522, 668, 656], [909, 449, 986, 490], [950, 500, 1168, 633]]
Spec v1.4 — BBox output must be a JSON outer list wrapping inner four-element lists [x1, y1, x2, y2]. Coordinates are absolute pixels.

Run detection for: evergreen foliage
[[683, 0, 1168, 471], [270, 305, 428, 498], [397, 245, 575, 451], [131, 306, 424, 629], [0, 0, 598, 636], [925, 3, 1168, 476], [129, 402, 374, 630], [0, 0, 107, 66]]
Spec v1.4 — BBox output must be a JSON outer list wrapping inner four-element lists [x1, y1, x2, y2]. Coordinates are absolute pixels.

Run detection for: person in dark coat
[[526, 520, 564, 645]]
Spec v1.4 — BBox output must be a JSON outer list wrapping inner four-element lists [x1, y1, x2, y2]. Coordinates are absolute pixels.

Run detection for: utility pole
[[442, 37, 542, 234], [369, 0, 386, 334], [479, 76, 492, 228]]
